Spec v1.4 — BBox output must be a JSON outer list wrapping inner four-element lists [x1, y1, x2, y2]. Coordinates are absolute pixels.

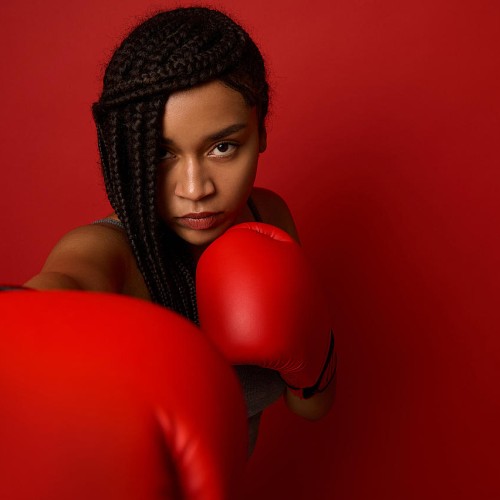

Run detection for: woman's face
[[157, 80, 266, 247]]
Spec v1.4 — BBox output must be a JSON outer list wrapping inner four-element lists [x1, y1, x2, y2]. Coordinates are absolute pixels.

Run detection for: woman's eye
[[209, 142, 237, 157], [158, 147, 175, 161]]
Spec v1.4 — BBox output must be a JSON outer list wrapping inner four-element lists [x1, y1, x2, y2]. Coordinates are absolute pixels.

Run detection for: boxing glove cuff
[[286, 330, 337, 399]]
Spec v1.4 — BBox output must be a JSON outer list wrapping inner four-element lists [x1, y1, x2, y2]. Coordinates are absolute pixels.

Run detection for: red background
[[1, 0, 499, 498]]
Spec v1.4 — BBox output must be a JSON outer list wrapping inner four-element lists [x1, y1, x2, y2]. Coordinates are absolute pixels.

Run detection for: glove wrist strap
[[286, 330, 337, 400]]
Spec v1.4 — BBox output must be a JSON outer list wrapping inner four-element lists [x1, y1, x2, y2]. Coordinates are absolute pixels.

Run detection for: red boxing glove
[[196, 222, 337, 399], [0, 291, 247, 500]]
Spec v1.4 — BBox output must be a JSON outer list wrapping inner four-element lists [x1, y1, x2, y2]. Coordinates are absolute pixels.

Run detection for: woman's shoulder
[[55, 217, 130, 260], [25, 217, 140, 294], [251, 187, 300, 242]]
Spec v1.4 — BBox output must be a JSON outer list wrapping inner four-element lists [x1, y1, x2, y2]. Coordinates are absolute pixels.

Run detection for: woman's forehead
[[165, 81, 249, 115], [162, 81, 256, 141]]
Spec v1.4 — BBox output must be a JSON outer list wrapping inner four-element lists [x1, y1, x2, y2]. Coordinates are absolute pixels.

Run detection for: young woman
[[25, 7, 335, 455]]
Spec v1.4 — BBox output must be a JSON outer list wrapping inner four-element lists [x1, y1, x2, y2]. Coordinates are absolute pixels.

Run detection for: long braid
[[92, 7, 269, 323]]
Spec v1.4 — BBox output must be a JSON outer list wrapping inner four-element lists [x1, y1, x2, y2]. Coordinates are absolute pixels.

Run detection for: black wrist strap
[[287, 329, 337, 399]]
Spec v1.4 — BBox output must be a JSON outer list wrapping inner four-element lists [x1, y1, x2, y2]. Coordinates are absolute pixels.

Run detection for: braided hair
[[92, 7, 269, 324]]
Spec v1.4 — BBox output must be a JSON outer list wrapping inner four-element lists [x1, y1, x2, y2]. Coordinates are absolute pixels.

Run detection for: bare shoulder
[[251, 187, 300, 242], [24, 222, 134, 293]]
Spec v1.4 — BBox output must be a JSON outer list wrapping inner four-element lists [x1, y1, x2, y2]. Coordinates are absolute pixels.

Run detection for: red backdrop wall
[[1, 0, 499, 498]]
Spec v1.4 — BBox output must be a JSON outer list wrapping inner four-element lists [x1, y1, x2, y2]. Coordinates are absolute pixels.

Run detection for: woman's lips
[[175, 212, 224, 230]]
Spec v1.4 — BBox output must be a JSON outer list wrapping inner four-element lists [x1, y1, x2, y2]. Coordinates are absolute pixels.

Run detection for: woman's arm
[[285, 375, 336, 420]]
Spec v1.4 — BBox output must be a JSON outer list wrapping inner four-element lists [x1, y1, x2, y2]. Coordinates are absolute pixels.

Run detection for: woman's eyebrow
[[161, 123, 247, 145], [207, 123, 247, 141]]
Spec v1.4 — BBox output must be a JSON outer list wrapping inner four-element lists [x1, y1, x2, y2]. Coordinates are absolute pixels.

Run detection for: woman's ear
[[259, 127, 267, 153]]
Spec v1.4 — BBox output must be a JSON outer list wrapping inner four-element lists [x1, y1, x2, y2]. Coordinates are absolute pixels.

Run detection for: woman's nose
[[174, 157, 215, 201]]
